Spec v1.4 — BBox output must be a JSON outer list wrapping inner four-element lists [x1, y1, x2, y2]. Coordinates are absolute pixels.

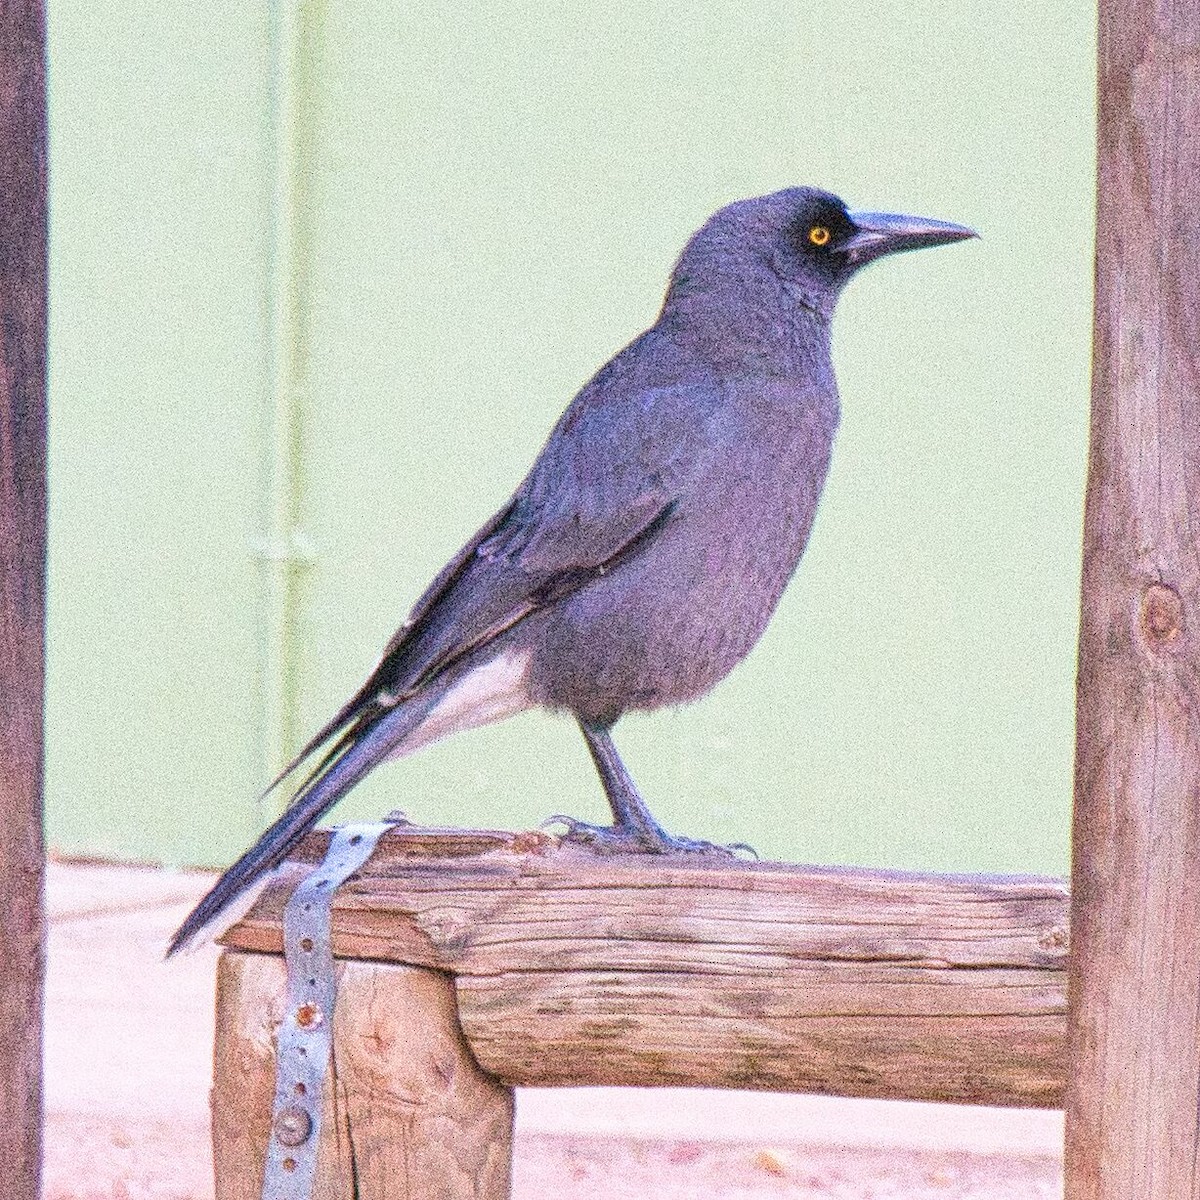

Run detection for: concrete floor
[[43, 860, 1065, 1199]]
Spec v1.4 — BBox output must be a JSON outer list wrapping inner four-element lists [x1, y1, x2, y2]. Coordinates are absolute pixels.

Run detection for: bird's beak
[[843, 211, 977, 266]]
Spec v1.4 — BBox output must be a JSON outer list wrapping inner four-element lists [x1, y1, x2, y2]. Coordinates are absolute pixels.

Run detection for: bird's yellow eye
[[808, 225, 831, 247]]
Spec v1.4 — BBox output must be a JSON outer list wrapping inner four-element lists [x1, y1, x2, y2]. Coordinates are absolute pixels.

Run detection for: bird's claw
[[726, 841, 760, 861], [541, 814, 642, 853], [541, 814, 757, 859]]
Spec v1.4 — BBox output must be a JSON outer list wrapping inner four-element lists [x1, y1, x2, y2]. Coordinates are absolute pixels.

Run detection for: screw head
[[295, 1003, 323, 1029], [273, 1104, 313, 1147]]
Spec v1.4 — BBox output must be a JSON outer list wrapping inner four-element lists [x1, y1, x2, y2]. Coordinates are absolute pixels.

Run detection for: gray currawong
[[169, 186, 974, 956]]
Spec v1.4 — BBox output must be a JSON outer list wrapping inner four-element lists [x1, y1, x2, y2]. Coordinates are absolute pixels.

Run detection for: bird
[[169, 186, 974, 955]]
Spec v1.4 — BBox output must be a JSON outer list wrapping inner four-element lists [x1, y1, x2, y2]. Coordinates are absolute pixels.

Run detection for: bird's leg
[[579, 720, 672, 846], [543, 720, 754, 857]]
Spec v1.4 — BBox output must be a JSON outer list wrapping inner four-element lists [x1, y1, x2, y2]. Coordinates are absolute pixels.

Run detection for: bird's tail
[[167, 691, 439, 957]]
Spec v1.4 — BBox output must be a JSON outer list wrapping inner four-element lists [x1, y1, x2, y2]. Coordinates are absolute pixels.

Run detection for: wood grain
[[1065, 2, 1200, 1196], [213, 950, 514, 1200], [224, 830, 1069, 1107], [0, 4, 47, 1200]]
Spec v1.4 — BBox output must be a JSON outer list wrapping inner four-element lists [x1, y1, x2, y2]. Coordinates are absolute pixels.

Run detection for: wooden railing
[[213, 828, 1069, 1199]]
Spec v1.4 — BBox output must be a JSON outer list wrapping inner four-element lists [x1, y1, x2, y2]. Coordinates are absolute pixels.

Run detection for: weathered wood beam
[[0, 4, 47, 1200], [1065, 1, 1200, 1195], [224, 829, 1069, 1108]]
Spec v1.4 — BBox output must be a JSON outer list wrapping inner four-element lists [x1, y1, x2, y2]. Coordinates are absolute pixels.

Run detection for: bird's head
[[663, 187, 976, 333]]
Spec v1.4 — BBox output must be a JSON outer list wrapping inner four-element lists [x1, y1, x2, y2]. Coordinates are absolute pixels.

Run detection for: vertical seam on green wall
[[256, 0, 316, 794]]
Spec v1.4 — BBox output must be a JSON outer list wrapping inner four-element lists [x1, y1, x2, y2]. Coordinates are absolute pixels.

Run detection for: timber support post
[[0, 4, 48, 1200], [213, 950, 514, 1200], [1065, 0, 1200, 1195]]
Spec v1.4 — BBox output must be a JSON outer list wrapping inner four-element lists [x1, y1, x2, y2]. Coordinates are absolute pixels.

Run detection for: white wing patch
[[391, 649, 534, 758]]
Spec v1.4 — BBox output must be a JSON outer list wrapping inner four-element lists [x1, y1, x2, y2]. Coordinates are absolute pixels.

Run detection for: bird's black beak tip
[[844, 210, 978, 265]]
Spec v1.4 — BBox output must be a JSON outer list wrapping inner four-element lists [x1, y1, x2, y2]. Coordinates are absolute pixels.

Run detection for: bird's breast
[[530, 391, 837, 726]]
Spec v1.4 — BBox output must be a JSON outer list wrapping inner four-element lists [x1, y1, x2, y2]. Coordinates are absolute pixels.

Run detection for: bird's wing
[[168, 382, 717, 954], [272, 381, 716, 788]]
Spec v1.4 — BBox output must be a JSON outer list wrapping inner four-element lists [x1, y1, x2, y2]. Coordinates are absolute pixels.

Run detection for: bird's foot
[[542, 815, 757, 859]]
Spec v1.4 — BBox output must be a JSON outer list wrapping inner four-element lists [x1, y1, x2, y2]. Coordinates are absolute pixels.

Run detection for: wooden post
[[213, 951, 515, 1200], [1065, 1, 1200, 1195], [0, 4, 47, 1200]]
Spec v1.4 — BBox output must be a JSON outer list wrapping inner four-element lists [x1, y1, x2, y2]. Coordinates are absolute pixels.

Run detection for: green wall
[[46, 4, 272, 864], [46, 2, 1095, 875]]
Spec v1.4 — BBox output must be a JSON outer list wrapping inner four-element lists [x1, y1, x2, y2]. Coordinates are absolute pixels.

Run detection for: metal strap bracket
[[260, 821, 395, 1200]]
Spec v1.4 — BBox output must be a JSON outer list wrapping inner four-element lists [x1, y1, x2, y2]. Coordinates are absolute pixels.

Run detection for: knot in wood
[[1140, 583, 1184, 646], [1038, 924, 1069, 952]]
